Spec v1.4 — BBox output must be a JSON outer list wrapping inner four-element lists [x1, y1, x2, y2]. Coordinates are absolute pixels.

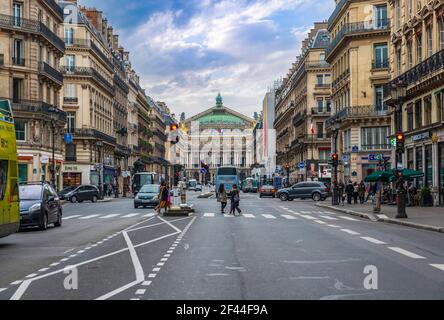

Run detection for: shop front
[[63, 164, 90, 188]]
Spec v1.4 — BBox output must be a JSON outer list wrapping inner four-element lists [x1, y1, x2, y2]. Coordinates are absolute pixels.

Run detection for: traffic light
[[170, 123, 179, 131], [395, 132, 405, 154], [331, 153, 339, 166], [170, 123, 180, 144]]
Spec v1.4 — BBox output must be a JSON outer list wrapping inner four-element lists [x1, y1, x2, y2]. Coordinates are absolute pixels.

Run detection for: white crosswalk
[[62, 212, 156, 221], [100, 214, 121, 219], [262, 214, 277, 219]]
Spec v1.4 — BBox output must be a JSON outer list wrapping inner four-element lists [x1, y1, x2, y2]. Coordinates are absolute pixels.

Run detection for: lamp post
[[47, 106, 59, 191], [285, 145, 290, 187], [389, 82, 408, 218], [331, 121, 340, 206]]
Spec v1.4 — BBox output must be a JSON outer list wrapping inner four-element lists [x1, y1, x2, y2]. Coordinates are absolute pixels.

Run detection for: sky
[[80, 0, 335, 119]]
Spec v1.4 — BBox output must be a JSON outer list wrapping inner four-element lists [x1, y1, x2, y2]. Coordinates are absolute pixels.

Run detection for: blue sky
[[80, 0, 335, 118]]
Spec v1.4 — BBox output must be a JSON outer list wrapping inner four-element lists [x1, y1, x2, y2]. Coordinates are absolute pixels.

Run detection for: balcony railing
[[44, 0, 64, 20], [305, 61, 330, 69], [315, 83, 331, 89], [332, 68, 350, 87], [326, 105, 389, 128], [304, 134, 332, 141], [65, 38, 113, 70], [129, 144, 141, 153], [326, 19, 390, 57], [114, 74, 129, 94], [62, 67, 115, 95], [70, 128, 117, 145], [389, 48, 444, 88], [7, 98, 66, 123], [12, 57, 25, 66], [39, 61, 63, 85], [361, 144, 391, 151], [372, 59, 389, 69]]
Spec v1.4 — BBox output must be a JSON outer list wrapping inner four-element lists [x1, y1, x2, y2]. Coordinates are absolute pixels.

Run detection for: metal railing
[[61, 67, 115, 95], [332, 68, 350, 87], [326, 105, 389, 128], [305, 134, 331, 141], [7, 98, 66, 122], [326, 19, 390, 57], [44, 0, 64, 20], [65, 38, 114, 70], [113, 74, 129, 94], [71, 128, 117, 145], [39, 61, 63, 85], [12, 57, 25, 66], [306, 60, 331, 69], [63, 97, 78, 104], [361, 144, 391, 151], [315, 83, 331, 89], [293, 112, 305, 126], [372, 59, 389, 69]]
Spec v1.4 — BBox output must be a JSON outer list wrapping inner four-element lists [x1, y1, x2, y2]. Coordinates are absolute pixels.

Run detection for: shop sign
[[64, 165, 79, 172], [412, 132, 430, 142], [352, 146, 359, 152], [41, 156, 49, 164]]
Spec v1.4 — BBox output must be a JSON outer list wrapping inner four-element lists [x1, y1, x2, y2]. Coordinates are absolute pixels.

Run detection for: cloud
[[80, 0, 333, 118]]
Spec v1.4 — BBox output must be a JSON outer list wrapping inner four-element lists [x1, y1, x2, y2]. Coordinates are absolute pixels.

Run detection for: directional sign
[[200, 168, 207, 175], [298, 161, 305, 169]]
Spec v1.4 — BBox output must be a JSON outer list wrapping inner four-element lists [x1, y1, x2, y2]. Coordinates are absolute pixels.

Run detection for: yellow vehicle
[[0, 100, 20, 238]]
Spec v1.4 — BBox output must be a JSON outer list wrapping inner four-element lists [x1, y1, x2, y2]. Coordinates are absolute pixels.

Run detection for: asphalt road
[[0, 192, 443, 300]]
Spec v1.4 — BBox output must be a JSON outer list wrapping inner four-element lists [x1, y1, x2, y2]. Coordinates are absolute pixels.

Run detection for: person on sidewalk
[[365, 183, 373, 203], [358, 181, 366, 204], [229, 184, 242, 215], [218, 184, 228, 214], [338, 180, 345, 206], [345, 181, 354, 204]]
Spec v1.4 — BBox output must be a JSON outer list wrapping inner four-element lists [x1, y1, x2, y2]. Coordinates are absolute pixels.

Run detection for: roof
[[312, 30, 330, 49], [199, 113, 246, 126]]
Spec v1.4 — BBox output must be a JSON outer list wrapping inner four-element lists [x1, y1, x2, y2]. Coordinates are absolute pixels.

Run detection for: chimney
[[81, 8, 103, 33], [118, 46, 124, 58], [123, 51, 129, 62], [102, 18, 108, 38], [113, 35, 119, 51], [107, 26, 113, 45]]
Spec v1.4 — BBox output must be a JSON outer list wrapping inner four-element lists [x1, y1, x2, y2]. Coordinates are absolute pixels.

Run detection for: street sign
[[298, 162, 305, 169], [64, 133, 73, 144], [200, 168, 207, 175], [352, 146, 359, 152], [342, 155, 348, 162]]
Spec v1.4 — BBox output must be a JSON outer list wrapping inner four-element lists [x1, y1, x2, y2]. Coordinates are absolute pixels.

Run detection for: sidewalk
[[316, 202, 444, 233]]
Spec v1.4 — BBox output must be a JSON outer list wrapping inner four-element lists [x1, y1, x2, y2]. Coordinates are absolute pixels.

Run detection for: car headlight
[[29, 203, 41, 212], [135, 195, 140, 200], [153, 195, 158, 200]]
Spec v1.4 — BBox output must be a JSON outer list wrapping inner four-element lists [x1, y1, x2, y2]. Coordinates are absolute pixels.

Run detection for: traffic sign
[[298, 162, 305, 169], [64, 133, 73, 144], [342, 155, 348, 162], [200, 168, 207, 174]]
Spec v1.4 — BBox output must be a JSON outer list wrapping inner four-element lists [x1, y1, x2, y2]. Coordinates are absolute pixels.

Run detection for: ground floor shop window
[[63, 172, 81, 188], [416, 148, 423, 188], [439, 143, 444, 205], [425, 145, 433, 187], [407, 148, 414, 169]]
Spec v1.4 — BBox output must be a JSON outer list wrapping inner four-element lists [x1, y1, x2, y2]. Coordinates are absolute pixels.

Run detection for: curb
[[315, 203, 444, 233]]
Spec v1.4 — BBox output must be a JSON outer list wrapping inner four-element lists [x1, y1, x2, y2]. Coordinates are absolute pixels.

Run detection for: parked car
[[259, 185, 276, 198], [19, 183, 63, 230], [195, 184, 203, 192], [277, 182, 330, 202], [58, 186, 77, 200], [59, 185, 100, 203], [134, 184, 160, 209]]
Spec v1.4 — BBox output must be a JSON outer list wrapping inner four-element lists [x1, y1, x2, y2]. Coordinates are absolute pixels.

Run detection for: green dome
[[199, 113, 245, 125]]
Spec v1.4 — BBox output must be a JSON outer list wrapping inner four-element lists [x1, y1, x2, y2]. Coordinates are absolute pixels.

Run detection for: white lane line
[[60, 258, 69, 262], [148, 274, 157, 278], [157, 215, 183, 233], [96, 230, 144, 300], [320, 215, 339, 221], [38, 268, 49, 272], [341, 229, 361, 235], [204, 213, 215, 217], [327, 224, 341, 228], [167, 250, 173, 254], [339, 216, 359, 221], [281, 215, 297, 220], [430, 264, 444, 271], [262, 214, 276, 219], [301, 211, 312, 214], [314, 220, 327, 225], [161, 258, 168, 262], [300, 215, 317, 220], [142, 213, 156, 218], [25, 274, 37, 279], [135, 289, 146, 295], [388, 247, 426, 259], [152, 268, 161, 272], [121, 213, 140, 218], [223, 214, 234, 218], [142, 281, 152, 286], [360, 237, 387, 245], [100, 214, 120, 219], [62, 215, 81, 220], [0, 288, 6, 293], [243, 214, 255, 218], [10, 281, 22, 285], [50, 262, 60, 267], [157, 262, 165, 267], [322, 211, 336, 215], [79, 214, 100, 220]]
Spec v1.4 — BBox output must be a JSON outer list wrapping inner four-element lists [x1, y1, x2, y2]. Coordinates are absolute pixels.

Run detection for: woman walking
[[155, 182, 169, 214], [358, 181, 366, 204], [218, 184, 228, 214], [229, 184, 242, 215]]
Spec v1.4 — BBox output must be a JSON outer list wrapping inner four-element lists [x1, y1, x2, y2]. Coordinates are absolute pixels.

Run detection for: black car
[[259, 185, 276, 198], [59, 185, 100, 203], [277, 182, 330, 202], [19, 183, 63, 230]]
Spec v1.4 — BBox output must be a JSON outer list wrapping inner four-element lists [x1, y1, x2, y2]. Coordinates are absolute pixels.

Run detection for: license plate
[[142, 200, 151, 204]]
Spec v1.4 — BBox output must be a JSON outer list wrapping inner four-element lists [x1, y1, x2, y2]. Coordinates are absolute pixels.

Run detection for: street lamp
[[389, 82, 408, 218], [285, 145, 290, 187], [47, 106, 60, 190], [331, 121, 341, 206]]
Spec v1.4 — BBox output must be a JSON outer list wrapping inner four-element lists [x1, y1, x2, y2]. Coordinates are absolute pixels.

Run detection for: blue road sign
[[200, 168, 207, 175], [298, 162, 305, 169], [64, 133, 73, 144], [342, 155, 348, 162]]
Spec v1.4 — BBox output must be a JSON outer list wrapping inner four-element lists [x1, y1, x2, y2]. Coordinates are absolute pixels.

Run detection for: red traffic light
[[396, 133, 405, 142], [170, 123, 178, 131], [331, 153, 338, 161]]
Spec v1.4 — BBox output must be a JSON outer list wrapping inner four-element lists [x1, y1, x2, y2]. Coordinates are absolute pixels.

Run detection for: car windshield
[[19, 185, 42, 200], [140, 185, 159, 193]]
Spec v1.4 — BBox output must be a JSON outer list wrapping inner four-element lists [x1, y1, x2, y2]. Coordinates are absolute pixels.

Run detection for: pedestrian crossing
[[63, 212, 156, 221]]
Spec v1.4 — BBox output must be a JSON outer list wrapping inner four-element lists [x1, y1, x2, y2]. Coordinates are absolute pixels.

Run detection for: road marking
[[314, 220, 327, 225], [142, 213, 156, 218], [79, 214, 100, 220], [161, 258, 168, 262], [167, 250, 173, 254], [243, 214, 255, 218], [121, 213, 140, 218], [135, 289, 146, 295], [301, 215, 316, 220], [62, 215, 81, 220], [327, 224, 341, 228], [10, 281, 22, 285], [38, 268, 49, 272], [377, 214, 389, 219], [339, 216, 359, 221], [50, 262, 60, 267], [301, 211, 312, 214], [360, 237, 386, 245], [281, 215, 297, 220], [142, 281, 152, 286], [60, 258, 69, 262], [262, 214, 276, 219], [69, 254, 77, 258], [388, 247, 426, 259], [148, 274, 157, 278], [204, 213, 215, 217], [164, 254, 171, 257], [157, 215, 182, 233], [322, 211, 335, 215], [157, 263, 165, 266], [25, 274, 37, 279], [341, 229, 361, 235], [320, 215, 339, 221], [223, 214, 234, 218], [0, 288, 6, 293], [152, 268, 161, 272], [430, 264, 444, 271], [100, 214, 120, 219], [77, 250, 85, 254]]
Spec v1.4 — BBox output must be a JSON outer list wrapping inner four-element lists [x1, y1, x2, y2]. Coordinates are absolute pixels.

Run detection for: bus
[[188, 179, 197, 190], [132, 172, 158, 196], [242, 177, 259, 193], [0, 100, 20, 238], [215, 166, 239, 196]]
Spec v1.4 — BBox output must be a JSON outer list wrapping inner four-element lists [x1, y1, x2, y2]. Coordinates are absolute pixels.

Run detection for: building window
[[426, 25, 433, 58], [12, 2, 22, 26], [374, 43, 388, 68], [396, 47, 401, 75], [65, 55, 75, 72], [343, 129, 352, 152], [407, 148, 414, 169], [13, 39, 24, 66], [415, 100, 422, 128], [425, 145, 433, 187], [317, 98, 324, 113], [407, 40, 413, 69], [439, 16, 444, 50], [375, 85, 386, 112], [361, 127, 391, 151], [416, 34, 422, 63], [64, 83, 77, 103], [67, 112, 76, 133], [12, 78, 22, 103], [316, 74, 324, 85], [407, 104, 414, 131], [64, 27, 74, 45], [375, 5, 388, 28], [65, 144, 76, 162], [424, 96, 432, 126], [326, 99, 331, 113], [15, 120, 26, 141], [319, 149, 330, 161], [316, 123, 324, 138], [416, 148, 423, 188]]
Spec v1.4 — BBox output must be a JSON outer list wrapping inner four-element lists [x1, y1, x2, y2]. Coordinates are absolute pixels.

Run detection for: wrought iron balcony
[[325, 105, 389, 128], [61, 67, 115, 96], [43, 0, 64, 20], [39, 61, 63, 85], [304, 134, 332, 142], [389, 48, 444, 88], [326, 19, 390, 57], [12, 57, 25, 66], [129, 144, 141, 153], [372, 59, 389, 69], [305, 61, 330, 69], [70, 128, 117, 145], [8, 98, 66, 123], [114, 74, 129, 94]]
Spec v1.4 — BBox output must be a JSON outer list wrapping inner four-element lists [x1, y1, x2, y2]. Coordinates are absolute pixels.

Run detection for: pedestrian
[[155, 181, 169, 214], [345, 181, 354, 204], [365, 183, 373, 203], [353, 182, 359, 204], [107, 183, 112, 197], [338, 180, 345, 206], [218, 184, 228, 214], [358, 181, 365, 204], [229, 184, 242, 215]]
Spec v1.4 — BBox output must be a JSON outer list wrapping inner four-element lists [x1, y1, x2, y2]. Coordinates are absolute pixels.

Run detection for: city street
[[0, 192, 443, 300]]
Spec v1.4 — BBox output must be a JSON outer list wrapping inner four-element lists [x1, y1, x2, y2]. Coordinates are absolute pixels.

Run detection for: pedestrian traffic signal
[[396, 132, 405, 154]]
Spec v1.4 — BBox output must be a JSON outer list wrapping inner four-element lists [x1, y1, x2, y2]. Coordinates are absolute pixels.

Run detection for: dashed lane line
[[281, 215, 297, 220], [340, 229, 361, 235], [300, 215, 317, 220], [360, 237, 387, 245], [79, 214, 100, 220], [320, 215, 339, 221], [62, 215, 81, 220], [388, 247, 426, 259], [204, 213, 215, 217], [243, 214, 255, 218], [327, 224, 341, 228], [339, 216, 360, 221], [314, 220, 327, 225], [262, 214, 276, 219], [430, 264, 444, 271], [121, 213, 140, 218], [100, 214, 121, 219]]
